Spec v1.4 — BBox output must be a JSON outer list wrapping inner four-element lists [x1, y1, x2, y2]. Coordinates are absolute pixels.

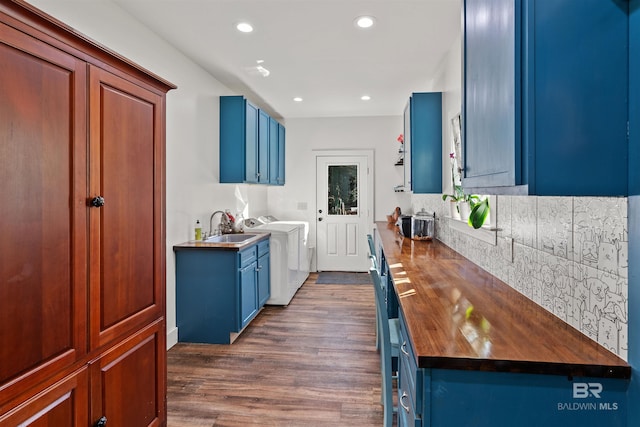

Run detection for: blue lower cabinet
[[398, 313, 629, 427], [257, 240, 271, 306], [239, 260, 258, 329], [175, 239, 270, 344]]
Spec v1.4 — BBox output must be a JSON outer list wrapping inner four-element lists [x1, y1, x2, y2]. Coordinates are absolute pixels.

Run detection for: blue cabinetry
[[266, 117, 286, 186], [268, 120, 285, 185], [397, 311, 628, 427], [462, 0, 629, 196], [403, 92, 442, 194], [220, 96, 258, 183], [257, 241, 271, 306], [174, 238, 270, 344], [627, 3, 640, 426], [277, 124, 285, 185], [220, 95, 285, 185], [257, 109, 270, 184], [268, 117, 278, 185], [630, 1, 640, 196]]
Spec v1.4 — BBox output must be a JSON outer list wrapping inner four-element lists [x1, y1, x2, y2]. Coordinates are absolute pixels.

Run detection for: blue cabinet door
[[462, 0, 628, 196], [631, 1, 640, 196], [410, 93, 442, 194], [220, 96, 249, 183], [257, 252, 270, 306], [277, 124, 285, 185], [245, 101, 259, 183], [239, 262, 258, 330], [268, 117, 279, 185], [462, 0, 518, 191], [257, 109, 270, 184]]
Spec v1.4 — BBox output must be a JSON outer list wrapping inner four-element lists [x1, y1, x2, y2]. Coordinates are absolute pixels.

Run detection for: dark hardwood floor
[[167, 273, 393, 426]]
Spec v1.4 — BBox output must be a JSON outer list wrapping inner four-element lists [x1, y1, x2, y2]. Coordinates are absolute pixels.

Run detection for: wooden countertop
[[375, 221, 630, 379]]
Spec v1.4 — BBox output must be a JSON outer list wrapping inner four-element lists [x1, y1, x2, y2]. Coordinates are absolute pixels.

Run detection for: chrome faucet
[[209, 210, 231, 236]]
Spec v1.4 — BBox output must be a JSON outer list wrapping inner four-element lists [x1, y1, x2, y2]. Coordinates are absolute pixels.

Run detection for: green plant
[[468, 197, 490, 229], [441, 184, 464, 203], [443, 151, 491, 228]]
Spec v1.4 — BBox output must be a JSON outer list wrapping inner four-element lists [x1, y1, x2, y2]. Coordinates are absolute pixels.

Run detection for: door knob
[[90, 196, 105, 208], [318, 217, 323, 222]]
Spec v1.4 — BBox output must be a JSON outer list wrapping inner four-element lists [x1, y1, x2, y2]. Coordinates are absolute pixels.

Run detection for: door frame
[[313, 149, 375, 272]]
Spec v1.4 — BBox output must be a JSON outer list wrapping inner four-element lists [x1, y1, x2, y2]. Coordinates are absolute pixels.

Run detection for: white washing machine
[[257, 216, 310, 284], [245, 221, 301, 305]]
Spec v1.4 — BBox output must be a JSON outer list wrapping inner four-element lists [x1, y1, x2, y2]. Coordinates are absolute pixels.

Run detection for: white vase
[[449, 200, 460, 220], [459, 201, 470, 221]]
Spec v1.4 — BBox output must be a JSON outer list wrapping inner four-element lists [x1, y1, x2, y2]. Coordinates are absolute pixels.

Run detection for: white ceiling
[[112, 0, 462, 120]]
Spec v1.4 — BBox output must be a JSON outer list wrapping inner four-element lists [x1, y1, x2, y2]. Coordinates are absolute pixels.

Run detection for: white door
[[316, 154, 371, 272]]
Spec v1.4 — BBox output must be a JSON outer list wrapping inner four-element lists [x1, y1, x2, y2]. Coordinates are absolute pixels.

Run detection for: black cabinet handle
[[95, 416, 107, 427], [90, 196, 105, 208]]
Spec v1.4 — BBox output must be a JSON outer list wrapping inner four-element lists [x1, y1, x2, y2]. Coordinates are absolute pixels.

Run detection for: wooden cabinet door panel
[[90, 320, 166, 427], [0, 368, 89, 427], [0, 21, 87, 404], [89, 66, 164, 350]]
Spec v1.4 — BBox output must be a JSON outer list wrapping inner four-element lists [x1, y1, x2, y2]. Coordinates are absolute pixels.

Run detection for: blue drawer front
[[239, 245, 257, 268], [257, 238, 270, 257]]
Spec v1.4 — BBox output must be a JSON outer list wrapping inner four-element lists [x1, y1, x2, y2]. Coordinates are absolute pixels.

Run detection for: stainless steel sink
[[204, 233, 258, 243]]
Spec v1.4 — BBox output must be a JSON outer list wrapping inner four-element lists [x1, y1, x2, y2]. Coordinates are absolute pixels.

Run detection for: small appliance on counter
[[399, 210, 435, 241], [411, 210, 435, 240]]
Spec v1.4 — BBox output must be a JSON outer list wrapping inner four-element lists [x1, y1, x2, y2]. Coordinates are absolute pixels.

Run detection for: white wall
[[267, 116, 407, 250], [433, 34, 462, 197], [28, 0, 270, 348]]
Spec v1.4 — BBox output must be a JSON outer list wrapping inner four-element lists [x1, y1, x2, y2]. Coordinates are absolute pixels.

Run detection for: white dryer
[[245, 221, 301, 305], [257, 216, 310, 285]]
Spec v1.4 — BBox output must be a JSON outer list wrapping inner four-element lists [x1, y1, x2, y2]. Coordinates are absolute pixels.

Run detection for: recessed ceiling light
[[293, 97, 303, 102], [355, 16, 376, 29], [236, 22, 254, 33], [256, 65, 270, 77], [361, 95, 371, 101]]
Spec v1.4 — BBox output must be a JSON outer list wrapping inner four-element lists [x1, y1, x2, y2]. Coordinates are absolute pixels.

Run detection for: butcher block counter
[[374, 221, 630, 427]]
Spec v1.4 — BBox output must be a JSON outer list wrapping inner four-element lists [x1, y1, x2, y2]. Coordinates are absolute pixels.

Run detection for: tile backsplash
[[411, 194, 629, 361]]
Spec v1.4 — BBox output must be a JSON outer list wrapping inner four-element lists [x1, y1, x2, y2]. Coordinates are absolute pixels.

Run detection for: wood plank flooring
[[167, 273, 393, 426]]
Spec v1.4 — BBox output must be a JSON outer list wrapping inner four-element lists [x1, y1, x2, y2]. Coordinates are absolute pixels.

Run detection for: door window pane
[[328, 165, 358, 215]]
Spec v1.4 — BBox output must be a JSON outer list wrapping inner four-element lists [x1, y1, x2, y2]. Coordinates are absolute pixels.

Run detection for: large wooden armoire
[[0, 1, 175, 425]]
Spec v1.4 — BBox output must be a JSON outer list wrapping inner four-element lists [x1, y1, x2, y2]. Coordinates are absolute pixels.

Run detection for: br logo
[[573, 383, 603, 399]]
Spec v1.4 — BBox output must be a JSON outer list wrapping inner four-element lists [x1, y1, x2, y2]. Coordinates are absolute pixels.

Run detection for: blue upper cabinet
[[462, 0, 629, 196], [220, 96, 255, 183], [277, 123, 285, 185], [404, 92, 442, 194], [630, 1, 640, 196], [268, 119, 286, 186], [257, 109, 270, 184], [268, 117, 279, 185], [245, 101, 259, 183], [220, 95, 285, 185]]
